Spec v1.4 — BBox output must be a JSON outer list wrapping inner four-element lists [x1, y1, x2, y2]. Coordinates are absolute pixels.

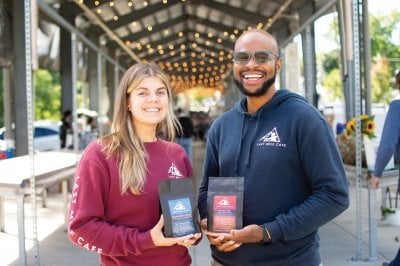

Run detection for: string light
[[79, 0, 234, 92]]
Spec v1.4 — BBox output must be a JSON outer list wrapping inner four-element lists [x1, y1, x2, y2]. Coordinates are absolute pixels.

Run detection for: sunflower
[[345, 114, 376, 139]]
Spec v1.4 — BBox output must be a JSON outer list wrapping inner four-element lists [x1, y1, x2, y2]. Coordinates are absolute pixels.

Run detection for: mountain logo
[[257, 127, 287, 148], [173, 201, 187, 211], [168, 163, 184, 178], [259, 127, 280, 143]]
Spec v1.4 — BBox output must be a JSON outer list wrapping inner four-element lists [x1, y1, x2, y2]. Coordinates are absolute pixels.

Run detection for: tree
[[321, 50, 340, 73], [320, 10, 400, 104], [371, 56, 393, 104], [369, 11, 400, 103], [34, 69, 61, 121], [370, 11, 400, 60], [322, 68, 343, 101]]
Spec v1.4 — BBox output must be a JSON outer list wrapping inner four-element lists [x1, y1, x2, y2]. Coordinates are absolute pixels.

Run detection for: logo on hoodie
[[168, 163, 184, 178], [257, 127, 286, 147]]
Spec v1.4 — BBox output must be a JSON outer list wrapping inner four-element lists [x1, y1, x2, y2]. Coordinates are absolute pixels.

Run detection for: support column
[[59, 3, 75, 113], [87, 34, 101, 113], [301, 26, 317, 107], [13, 0, 29, 156]]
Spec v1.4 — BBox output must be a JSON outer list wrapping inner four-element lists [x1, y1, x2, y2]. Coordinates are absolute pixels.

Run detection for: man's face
[[232, 32, 281, 97]]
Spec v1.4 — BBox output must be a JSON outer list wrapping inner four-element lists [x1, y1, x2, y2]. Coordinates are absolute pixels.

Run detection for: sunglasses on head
[[232, 51, 279, 64]]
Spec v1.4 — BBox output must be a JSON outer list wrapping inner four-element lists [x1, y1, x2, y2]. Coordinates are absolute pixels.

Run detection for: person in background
[[370, 70, 400, 266], [175, 107, 194, 163], [60, 110, 73, 149], [68, 62, 201, 266], [79, 116, 98, 150], [198, 28, 349, 266]]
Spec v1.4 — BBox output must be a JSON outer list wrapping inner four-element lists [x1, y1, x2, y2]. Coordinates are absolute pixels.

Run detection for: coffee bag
[[158, 178, 200, 237], [207, 176, 244, 232]]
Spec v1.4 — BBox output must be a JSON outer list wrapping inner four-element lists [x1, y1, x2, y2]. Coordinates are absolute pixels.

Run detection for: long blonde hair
[[102, 62, 179, 195]]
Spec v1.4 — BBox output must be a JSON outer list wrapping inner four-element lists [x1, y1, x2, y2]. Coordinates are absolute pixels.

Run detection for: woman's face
[[127, 76, 169, 130]]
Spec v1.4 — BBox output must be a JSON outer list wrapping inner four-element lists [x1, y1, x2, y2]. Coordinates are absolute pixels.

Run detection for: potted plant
[[381, 206, 400, 225], [337, 114, 376, 168]]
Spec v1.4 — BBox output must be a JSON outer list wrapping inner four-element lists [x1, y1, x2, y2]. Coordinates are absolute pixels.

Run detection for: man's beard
[[234, 73, 276, 97]]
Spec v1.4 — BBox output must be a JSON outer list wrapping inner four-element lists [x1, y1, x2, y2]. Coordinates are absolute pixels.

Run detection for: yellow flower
[[344, 114, 376, 139]]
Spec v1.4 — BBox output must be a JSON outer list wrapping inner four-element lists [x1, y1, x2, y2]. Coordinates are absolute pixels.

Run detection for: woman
[[68, 62, 201, 266]]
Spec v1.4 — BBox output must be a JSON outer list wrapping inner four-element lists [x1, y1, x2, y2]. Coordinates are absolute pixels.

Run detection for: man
[[197, 29, 349, 266], [60, 110, 73, 149], [370, 70, 400, 266]]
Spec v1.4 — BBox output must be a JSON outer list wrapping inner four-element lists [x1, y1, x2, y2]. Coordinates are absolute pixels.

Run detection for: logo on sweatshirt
[[257, 127, 286, 147], [168, 163, 184, 178]]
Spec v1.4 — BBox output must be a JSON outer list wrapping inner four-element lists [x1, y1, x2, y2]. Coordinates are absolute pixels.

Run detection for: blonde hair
[[101, 62, 179, 195]]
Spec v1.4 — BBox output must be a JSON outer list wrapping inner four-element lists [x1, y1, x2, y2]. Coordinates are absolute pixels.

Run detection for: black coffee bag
[[207, 176, 244, 233], [158, 177, 200, 237]]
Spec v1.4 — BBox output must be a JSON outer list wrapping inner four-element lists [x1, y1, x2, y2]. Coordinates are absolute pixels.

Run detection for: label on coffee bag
[[168, 198, 195, 236], [212, 195, 237, 232]]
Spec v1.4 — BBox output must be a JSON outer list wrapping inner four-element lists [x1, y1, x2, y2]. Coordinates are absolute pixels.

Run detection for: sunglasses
[[232, 51, 279, 64]]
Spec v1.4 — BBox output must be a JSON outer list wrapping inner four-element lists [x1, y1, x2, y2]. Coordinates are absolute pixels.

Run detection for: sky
[[367, 0, 397, 16]]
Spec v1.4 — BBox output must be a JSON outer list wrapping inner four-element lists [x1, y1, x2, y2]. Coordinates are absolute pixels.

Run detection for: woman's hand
[[177, 232, 202, 248], [150, 215, 201, 247], [370, 176, 380, 189]]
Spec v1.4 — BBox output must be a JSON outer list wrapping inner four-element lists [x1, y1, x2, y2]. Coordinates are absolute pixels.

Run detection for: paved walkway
[[1, 140, 399, 265]]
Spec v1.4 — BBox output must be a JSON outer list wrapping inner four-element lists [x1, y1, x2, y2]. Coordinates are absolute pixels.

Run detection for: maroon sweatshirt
[[68, 139, 193, 266]]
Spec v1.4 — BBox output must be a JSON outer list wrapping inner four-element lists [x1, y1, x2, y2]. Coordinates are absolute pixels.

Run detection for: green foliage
[[321, 50, 340, 74], [322, 68, 343, 101], [370, 11, 400, 60], [320, 11, 400, 104], [371, 57, 393, 104], [34, 69, 61, 121], [381, 206, 396, 218], [369, 11, 400, 103]]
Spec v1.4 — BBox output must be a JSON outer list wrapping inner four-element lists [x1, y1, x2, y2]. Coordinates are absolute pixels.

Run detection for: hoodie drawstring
[[245, 111, 262, 167], [234, 109, 262, 172], [233, 115, 246, 174]]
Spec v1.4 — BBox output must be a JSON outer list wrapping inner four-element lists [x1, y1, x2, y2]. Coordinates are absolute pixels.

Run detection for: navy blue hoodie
[[198, 89, 349, 266]]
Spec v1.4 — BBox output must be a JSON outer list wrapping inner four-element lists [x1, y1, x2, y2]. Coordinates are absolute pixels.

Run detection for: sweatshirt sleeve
[[373, 101, 400, 177], [272, 118, 349, 242], [68, 145, 156, 256]]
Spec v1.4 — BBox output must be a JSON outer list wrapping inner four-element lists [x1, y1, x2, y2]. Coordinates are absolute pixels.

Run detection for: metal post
[[71, 33, 79, 156], [362, 0, 372, 116], [17, 194, 26, 266], [368, 187, 378, 260], [97, 53, 104, 137], [304, 26, 314, 104], [25, 0, 40, 265], [352, 0, 364, 261]]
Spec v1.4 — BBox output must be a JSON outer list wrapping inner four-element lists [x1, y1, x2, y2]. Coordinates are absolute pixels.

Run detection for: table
[[344, 165, 399, 260], [0, 151, 78, 266]]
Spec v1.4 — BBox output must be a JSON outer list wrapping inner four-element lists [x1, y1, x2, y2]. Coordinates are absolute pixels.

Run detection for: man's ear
[[275, 58, 283, 74]]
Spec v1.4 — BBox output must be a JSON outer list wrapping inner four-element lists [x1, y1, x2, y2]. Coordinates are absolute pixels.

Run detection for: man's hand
[[200, 219, 263, 252], [370, 176, 380, 189]]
